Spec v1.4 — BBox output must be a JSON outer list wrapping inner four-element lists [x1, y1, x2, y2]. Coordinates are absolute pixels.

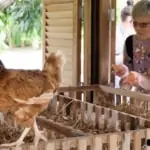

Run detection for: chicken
[[121, 71, 150, 90], [0, 51, 65, 148], [112, 64, 133, 90], [0, 60, 7, 123], [0, 51, 64, 100], [112, 64, 129, 78]]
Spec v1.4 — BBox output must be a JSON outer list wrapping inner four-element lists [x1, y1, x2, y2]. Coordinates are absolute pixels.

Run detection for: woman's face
[[133, 16, 150, 40]]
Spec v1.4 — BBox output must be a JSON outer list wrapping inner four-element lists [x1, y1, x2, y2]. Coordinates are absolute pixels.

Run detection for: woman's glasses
[[133, 21, 150, 28]]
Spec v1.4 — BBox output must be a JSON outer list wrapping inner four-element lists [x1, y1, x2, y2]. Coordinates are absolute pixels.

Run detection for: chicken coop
[[1, 85, 150, 150], [1, 0, 150, 150]]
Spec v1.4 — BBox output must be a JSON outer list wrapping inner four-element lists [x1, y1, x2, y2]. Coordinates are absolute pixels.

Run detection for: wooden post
[[99, 0, 116, 85]]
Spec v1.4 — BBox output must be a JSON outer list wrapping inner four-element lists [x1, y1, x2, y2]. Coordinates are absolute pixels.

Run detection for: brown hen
[[0, 51, 65, 148]]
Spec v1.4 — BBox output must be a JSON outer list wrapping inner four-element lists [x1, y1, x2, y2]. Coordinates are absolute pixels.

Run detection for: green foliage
[[0, 0, 42, 49], [8, 0, 42, 37]]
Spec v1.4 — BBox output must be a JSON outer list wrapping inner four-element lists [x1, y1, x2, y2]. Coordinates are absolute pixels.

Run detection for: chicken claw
[[33, 118, 47, 148], [0, 128, 30, 149]]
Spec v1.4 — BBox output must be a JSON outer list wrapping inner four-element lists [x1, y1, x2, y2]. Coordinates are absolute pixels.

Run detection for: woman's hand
[[112, 64, 129, 78]]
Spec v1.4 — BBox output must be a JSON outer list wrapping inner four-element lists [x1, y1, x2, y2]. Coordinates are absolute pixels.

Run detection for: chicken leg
[[0, 127, 31, 148], [33, 118, 47, 148]]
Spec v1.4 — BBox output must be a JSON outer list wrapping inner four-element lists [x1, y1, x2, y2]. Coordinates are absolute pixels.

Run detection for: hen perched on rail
[[0, 51, 65, 148]]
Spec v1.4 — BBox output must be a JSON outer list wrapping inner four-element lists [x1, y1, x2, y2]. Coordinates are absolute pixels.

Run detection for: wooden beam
[[83, 0, 91, 85], [111, 0, 116, 83], [72, 0, 82, 86], [99, 85, 150, 101], [99, 1, 109, 84], [37, 116, 88, 137], [99, 0, 116, 84], [42, 0, 46, 69]]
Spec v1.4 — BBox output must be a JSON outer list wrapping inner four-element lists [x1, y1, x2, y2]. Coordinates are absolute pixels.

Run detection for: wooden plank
[[46, 32, 72, 39], [72, 0, 81, 86], [146, 129, 150, 150], [46, 26, 73, 33], [87, 103, 93, 123], [139, 118, 145, 128], [111, 0, 116, 83], [81, 102, 86, 122], [42, 1, 46, 68], [46, 3, 73, 12], [46, 39, 72, 47], [122, 132, 131, 150], [104, 107, 110, 119], [46, 142, 56, 150], [84, 0, 91, 85], [99, 0, 116, 84], [133, 131, 142, 150], [46, 18, 73, 26], [46, 11, 73, 18], [58, 85, 99, 93], [43, 0, 81, 87], [109, 134, 119, 150], [95, 105, 101, 129], [43, 0, 73, 5], [46, 46, 72, 54], [78, 137, 87, 150], [62, 141, 71, 150], [111, 110, 118, 130], [99, 0, 110, 84], [99, 85, 150, 101], [93, 136, 102, 150], [133, 130, 145, 150]]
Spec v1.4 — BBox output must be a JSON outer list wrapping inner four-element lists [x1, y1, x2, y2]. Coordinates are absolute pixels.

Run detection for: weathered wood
[[84, 0, 91, 86], [36, 116, 89, 137], [43, 0, 81, 86], [4, 84, 150, 150], [99, 85, 150, 101], [58, 85, 99, 92]]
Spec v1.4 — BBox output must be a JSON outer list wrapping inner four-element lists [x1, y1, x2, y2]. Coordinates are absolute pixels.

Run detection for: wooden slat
[[46, 32, 72, 39], [46, 142, 56, 150], [62, 141, 71, 150], [109, 134, 119, 150], [43, 0, 81, 86], [78, 138, 87, 150], [46, 46, 72, 54], [46, 11, 73, 18], [58, 85, 99, 93], [133, 130, 144, 150], [46, 18, 73, 26], [99, 0, 110, 84], [46, 26, 73, 33], [104, 108, 110, 119], [84, 0, 91, 85], [87, 103, 93, 123], [46, 3, 73, 12], [122, 132, 131, 150], [46, 39, 72, 47], [43, 0, 73, 5], [99, 85, 150, 101], [111, 110, 118, 129], [72, 0, 81, 86], [93, 136, 102, 150], [146, 129, 150, 150], [61, 69, 72, 76], [42, 1, 46, 67]]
